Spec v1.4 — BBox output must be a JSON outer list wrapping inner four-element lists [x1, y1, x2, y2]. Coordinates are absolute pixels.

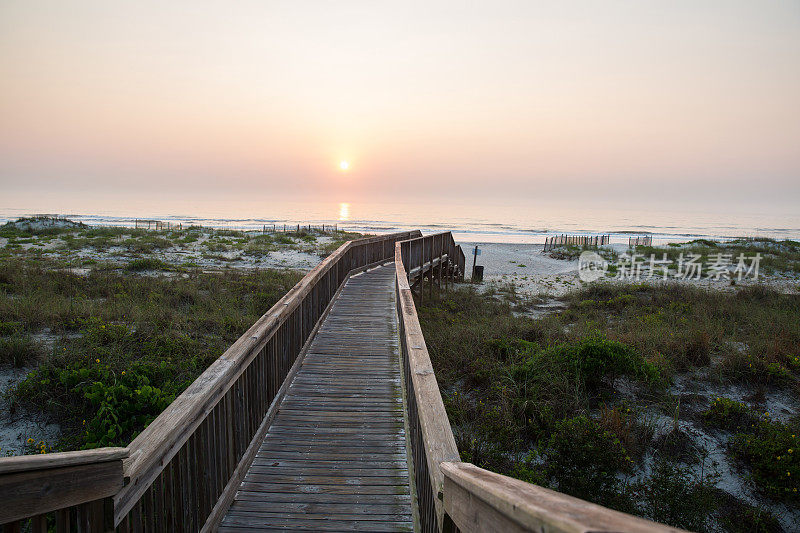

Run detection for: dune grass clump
[[125, 257, 172, 272], [0, 335, 45, 367]]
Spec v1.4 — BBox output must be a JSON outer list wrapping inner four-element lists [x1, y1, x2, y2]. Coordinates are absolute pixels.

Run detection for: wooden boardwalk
[[220, 264, 414, 532]]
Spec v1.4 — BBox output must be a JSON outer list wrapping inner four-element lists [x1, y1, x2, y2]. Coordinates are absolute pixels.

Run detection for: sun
[[339, 160, 349, 171]]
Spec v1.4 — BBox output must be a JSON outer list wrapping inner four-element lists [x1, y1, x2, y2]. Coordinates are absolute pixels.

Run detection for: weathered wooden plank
[[236, 484, 414, 498], [221, 513, 413, 531], [0, 448, 128, 475], [224, 509, 413, 523], [229, 500, 411, 515], [248, 458, 409, 470], [225, 510, 413, 522], [0, 460, 124, 524], [442, 462, 686, 533], [246, 465, 408, 477]]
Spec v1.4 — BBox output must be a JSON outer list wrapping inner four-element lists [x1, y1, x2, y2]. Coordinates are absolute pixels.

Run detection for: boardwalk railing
[[543, 234, 610, 252], [399, 231, 465, 303], [393, 233, 682, 533], [0, 230, 420, 532], [0, 448, 127, 531], [395, 232, 463, 532]]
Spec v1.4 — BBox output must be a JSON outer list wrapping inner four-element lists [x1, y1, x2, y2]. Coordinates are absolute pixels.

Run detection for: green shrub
[[486, 338, 536, 361], [731, 419, 800, 501], [516, 415, 633, 509], [19, 360, 175, 447], [721, 504, 782, 533], [512, 336, 660, 391], [702, 397, 755, 431], [125, 258, 170, 272], [633, 460, 719, 531]]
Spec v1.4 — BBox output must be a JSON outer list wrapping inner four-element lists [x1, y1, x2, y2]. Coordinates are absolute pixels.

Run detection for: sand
[[0, 232, 340, 272], [460, 241, 800, 298]]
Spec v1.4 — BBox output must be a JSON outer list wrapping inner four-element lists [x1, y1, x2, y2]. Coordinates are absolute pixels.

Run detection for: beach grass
[[418, 281, 800, 531], [0, 252, 302, 450]]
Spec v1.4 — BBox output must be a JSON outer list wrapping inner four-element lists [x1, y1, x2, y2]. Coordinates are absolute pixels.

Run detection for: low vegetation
[[0, 223, 309, 451], [547, 237, 800, 280], [0, 218, 363, 268], [419, 281, 800, 531]]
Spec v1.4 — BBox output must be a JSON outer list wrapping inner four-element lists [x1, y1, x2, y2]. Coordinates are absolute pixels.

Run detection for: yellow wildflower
[[95, 358, 100, 363]]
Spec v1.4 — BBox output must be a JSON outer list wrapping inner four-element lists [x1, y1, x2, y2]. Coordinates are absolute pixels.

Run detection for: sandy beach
[[460, 241, 800, 298]]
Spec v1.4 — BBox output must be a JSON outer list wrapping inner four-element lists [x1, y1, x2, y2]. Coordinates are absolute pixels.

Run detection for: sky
[[1, 1, 799, 214]]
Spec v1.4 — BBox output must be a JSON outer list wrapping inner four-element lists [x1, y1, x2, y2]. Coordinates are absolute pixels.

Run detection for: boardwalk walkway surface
[[220, 264, 414, 532]]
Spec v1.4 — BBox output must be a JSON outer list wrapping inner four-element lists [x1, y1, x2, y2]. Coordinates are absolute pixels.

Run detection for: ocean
[[1, 198, 798, 245]]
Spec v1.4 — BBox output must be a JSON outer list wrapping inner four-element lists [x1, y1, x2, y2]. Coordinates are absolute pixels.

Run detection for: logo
[[578, 251, 608, 282]]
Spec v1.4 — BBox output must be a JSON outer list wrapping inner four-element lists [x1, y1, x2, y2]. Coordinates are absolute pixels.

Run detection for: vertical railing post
[[437, 234, 443, 290], [428, 236, 433, 300]]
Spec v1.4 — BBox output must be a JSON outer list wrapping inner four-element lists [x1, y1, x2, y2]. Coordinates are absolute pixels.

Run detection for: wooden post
[[428, 237, 433, 300], [437, 234, 443, 290], [419, 239, 424, 304]]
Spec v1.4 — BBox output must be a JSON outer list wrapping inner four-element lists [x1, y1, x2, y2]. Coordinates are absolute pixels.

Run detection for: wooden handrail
[[0, 447, 128, 475], [395, 232, 463, 532], [441, 462, 685, 533], [0, 447, 128, 529]]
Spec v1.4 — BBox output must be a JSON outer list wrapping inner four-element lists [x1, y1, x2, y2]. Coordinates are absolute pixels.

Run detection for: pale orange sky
[[1, 1, 799, 211]]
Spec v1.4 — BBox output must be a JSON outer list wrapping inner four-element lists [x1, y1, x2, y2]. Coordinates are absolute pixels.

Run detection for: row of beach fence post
[[628, 235, 653, 247], [543, 234, 610, 251], [542, 234, 654, 251], [132, 220, 339, 233]]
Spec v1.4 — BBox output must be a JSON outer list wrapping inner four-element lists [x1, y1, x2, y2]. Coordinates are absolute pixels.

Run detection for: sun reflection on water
[[338, 202, 350, 221]]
